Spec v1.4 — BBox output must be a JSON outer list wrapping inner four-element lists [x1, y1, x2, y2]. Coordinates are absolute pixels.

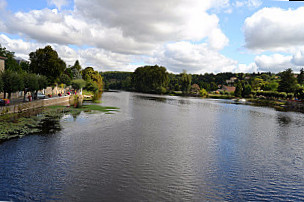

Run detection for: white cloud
[[0, 0, 240, 73], [244, 7, 304, 52], [151, 41, 237, 74], [234, 0, 262, 9], [236, 63, 258, 73], [254, 54, 295, 72], [47, 0, 69, 10]]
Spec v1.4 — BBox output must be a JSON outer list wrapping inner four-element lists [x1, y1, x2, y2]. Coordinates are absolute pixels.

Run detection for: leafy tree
[[85, 80, 99, 92], [298, 68, 304, 85], [278, 68, 298, 93], [180, 70, 192, 95], [263, 81, 279, 91], [22, 73, 39, 100], [2, 71, 24, 99], [82, 67, 103, 92], [20, 61, 30, 72], [132, 65, 169, 94], [71, 79, 86, 91], [295, 87, 304, 100], [234, 82, 243, 97], [199, 88, 208, 97], [37, 75, 48, 91], [72, 60, 82, 71], [0, 45, 22, 72], [242, 83, 252, 98], [29, 45, 66, 84], [59, 74, 71, 86]]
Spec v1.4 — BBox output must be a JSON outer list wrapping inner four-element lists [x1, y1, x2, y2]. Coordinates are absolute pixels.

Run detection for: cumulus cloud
[[0, 0, 238, 73], [151, 41, 237, 74], [244, 7, 304, 52], [254, 54, 295, 72]]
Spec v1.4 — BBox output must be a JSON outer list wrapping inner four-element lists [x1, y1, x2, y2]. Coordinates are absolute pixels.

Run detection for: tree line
[[102, 65, 304, 100], [0, 45, 103, 100]]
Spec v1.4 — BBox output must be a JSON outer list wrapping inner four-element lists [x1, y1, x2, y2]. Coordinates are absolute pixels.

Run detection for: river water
[[1, 91, 304, 201]]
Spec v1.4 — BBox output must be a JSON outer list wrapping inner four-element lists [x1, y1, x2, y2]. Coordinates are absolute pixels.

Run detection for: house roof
[[222, 85, 236, 92], [0, 56, 7, 60]]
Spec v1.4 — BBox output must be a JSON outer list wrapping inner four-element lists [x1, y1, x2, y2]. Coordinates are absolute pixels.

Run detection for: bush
[[71, 79, 86, 91]]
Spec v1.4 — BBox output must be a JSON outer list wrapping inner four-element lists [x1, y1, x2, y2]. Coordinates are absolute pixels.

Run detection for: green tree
[[242, 83, 252, 98], [72, 60, 82, 71], [0, 45, 21, 72], [71, 79, 86, 91], [298, 68, 304, 85], [234, 82, 243, 97], [2, 71, 24, 99], [22, 73, 39, 101], [82, 67, 103, 92], [132, 65, 169, 94], [29, 45, 66, 84], [278, 68, 298, 93], [59, 74, 71, 86], [199, 88, 208, 97], [180, 70, 192, 95]]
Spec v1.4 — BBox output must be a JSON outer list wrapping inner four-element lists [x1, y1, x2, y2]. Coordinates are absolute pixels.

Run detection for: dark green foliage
[[29, 45, 66, 84], [72, 60, 82, 71], [37, 75, 48, 90], [180, 70, 192, 95], [298, 68, 304, 85], [234, 83, 243, 97], [132, 65, 169, 94], [101, 71, 133, 90], [59, 74, 71, 86], [295, 87, 304, 100], [278, 69, 298, 93], [2, 71, 24, 99], [85, 80, 99, 92], [242, 83, 252, 98], [20, 61, 30, 72]]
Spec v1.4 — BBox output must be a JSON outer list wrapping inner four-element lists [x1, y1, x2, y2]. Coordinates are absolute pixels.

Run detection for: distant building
[[0, 56, 6, 72], [221, 85, 236, 93], [226, 77, 238, 86]]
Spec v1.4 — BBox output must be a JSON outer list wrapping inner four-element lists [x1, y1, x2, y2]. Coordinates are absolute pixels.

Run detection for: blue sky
[[1, 0, 304, 73]]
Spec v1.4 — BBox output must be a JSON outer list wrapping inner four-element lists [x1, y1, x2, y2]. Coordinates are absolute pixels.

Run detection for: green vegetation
[[132, 65, 169, 94], [0, 104, 119, 141]]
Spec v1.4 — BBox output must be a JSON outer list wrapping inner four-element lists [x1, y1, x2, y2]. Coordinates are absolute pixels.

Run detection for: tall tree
[[234, 82, 243, 97], [278, 68, 298, 93], [0, 45, 21, 72], [132, 65, 169, 94], [298, 68, 304, 85], [82, 67, 103, 92], [180, 70, 192, 95], [29, 45, 66, 84], [2, 71, 24, 99]]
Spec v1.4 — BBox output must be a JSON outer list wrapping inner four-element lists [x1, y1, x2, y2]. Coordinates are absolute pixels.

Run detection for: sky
[[0, 0, 304, 74]]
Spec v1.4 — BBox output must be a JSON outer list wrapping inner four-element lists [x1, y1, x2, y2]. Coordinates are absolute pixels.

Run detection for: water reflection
[[1, 92, 304, 201]]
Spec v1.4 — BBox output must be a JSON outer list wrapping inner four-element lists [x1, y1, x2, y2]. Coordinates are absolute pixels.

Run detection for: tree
[[278, 68, 298, 93], [71, 79, 86, 91], [2, 71, 24, 99], [71, 60, 82, 71], [82, 67, 103, 92], [0, 45, 22, 72], [132, 65, 169, 94], [234, 82, 243, 97], [22, 73, 39, 101], [29, 45, 66, 84], [242, 83, 252, 98], [180, 70, 192, 95], [298, 68, 304, 85], [199, 88, 208, 97], [59, 74, 71, 86]]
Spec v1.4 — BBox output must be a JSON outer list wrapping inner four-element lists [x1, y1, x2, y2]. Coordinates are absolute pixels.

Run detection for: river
[[1, 91, 304, 201]]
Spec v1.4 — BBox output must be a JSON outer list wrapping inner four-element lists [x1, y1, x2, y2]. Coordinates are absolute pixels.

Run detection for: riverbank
[[0, 104, 119, 142]]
